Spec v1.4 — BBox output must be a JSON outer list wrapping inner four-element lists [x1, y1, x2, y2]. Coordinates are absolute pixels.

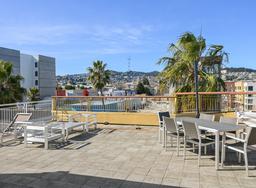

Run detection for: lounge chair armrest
[[226, 135, 245, 142], [16, 121, 33, 124]]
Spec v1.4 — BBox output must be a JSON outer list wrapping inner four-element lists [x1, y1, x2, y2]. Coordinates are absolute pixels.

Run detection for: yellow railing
[[52, 96, 175, 125], [52, 92, 256, 125]]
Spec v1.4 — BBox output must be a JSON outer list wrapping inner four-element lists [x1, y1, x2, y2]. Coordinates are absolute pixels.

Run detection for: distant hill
[[58, 70, 160, 77], [58, 67, 256, 77], [223, 67, 256, 73]]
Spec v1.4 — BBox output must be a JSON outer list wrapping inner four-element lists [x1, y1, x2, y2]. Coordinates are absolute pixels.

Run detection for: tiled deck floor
[[0, 125, 256, 188]]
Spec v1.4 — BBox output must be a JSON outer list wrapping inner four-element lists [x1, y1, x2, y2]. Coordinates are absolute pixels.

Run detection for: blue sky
[[0, 0, 256, 75]]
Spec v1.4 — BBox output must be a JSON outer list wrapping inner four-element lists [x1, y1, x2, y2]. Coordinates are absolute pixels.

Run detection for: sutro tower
[[128, 57, 131, 71]]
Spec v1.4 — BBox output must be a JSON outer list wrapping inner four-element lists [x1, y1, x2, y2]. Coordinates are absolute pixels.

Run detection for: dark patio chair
[[157, 111, 170, 146], [163, 117, 184, 155], [182, 120, 215, 166]]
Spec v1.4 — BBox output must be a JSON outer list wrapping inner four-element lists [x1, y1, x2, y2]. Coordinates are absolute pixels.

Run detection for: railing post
[[52, 97, 57, 121], [25, 102, 28, 113], [174, 94, 178, 114]]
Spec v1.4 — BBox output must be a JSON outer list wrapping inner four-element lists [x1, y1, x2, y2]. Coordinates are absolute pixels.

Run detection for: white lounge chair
[[1, 113, 32, 144], [24, 123, 64, 149]]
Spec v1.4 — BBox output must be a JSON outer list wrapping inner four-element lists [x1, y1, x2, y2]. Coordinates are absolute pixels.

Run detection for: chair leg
[[183, 138, 186, 160], [192, 144, 195, 152], [165, 134, 168, 151], [45, 141, 48, 150], [170, 135, 173, 147], [244, 150, 249, 176], [198, 143, 201, 167], [221, 146, 226, 168], [163, 127, 166, 147], [177, 135, 180, 156], [204, 146, 207, 155], [0, 135, 3, 145], [238, 153, 242, 163], [221, 133, 226, 168]]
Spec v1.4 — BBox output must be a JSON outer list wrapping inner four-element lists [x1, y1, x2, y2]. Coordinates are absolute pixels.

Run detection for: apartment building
[[0, 47, 56, 99], [224, 81, 236, 109], [235, 81, 256, 111], [243, 81, 256, 111]]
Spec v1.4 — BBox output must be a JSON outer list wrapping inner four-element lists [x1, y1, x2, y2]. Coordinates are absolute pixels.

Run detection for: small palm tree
[[87, 60, 111, 111], [0, 61, 25, 104], [27, 87, 40, 101]]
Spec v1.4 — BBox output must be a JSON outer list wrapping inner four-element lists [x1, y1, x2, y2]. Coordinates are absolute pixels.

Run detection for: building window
[[35, 62, 38, 68], [35, 80, 38, 86], [248, 99, 253, 104], [35, 71, 38, 77], [247, 105, 253, 110], [248, 86, 253, 91]]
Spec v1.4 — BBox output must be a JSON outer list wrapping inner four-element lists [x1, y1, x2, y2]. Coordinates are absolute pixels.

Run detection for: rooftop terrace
[[1, 124, 256, 188]]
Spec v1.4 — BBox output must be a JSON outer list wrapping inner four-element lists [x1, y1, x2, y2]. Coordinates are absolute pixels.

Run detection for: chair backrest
[[219, 116, 238, 125], [220, 116, 238, 124], [182, 120, 199, 139], [157, 111, 170, 123], [14, 113, 32, 123], [3, 113, 32, 133], [69, 113, 83, 122], [245, 127, 256, 145], [199, 113, 215, 121], [163, 117, 177, 133]]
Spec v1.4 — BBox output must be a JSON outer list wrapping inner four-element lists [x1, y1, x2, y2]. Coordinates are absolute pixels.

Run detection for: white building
[[0, 47, 56, 99], [20, 54, 38, 90]]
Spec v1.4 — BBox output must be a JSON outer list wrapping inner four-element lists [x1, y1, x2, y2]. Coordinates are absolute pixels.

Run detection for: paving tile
[[180, 179, 200, 188], [126, 173, 145, 182], [200, 175, 219, 184], [161, 177, 181, 187], [0, 124, 255, 188], [143, 175, 163, 184], [218, 176, 240, 186]]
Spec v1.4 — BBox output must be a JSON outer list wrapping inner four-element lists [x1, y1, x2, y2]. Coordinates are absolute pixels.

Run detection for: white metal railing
[[52, 96, 174, 114], [0, 100, 52, 132]]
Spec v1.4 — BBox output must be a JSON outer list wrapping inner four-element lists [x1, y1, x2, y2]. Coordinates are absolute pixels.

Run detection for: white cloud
[[0, 23, 154, 55]]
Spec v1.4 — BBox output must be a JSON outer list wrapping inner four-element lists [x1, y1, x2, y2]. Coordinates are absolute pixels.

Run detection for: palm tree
[[158, 32, 228, 92], [27, 87, 40, 101], [87, 60, 111, 111], [0, 61, 26, 104]]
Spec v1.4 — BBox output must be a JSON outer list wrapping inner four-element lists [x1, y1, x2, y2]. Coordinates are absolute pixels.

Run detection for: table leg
[[215, 131, 219, 170], [163, 126, 166, 147]]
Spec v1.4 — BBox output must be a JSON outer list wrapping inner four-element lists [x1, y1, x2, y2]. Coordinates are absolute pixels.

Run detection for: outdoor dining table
[[176, 117, 243, 170]]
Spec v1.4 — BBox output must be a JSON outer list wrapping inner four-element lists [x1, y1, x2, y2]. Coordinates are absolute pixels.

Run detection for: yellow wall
[[53, 111, 159, 126], [52, 110, 236, 126]]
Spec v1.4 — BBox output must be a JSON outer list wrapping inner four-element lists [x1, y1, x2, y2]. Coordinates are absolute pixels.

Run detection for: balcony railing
[[53, 92, 256, 115], [1, 92, 256, 130], [0, 100, 52, 132], [175, 91, 256, 113], [52, 96, 175, 113]]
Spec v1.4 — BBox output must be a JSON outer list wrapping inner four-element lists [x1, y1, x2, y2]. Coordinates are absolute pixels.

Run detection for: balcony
[[0, 92, 256, 187], [1, 124, 256, 187]]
